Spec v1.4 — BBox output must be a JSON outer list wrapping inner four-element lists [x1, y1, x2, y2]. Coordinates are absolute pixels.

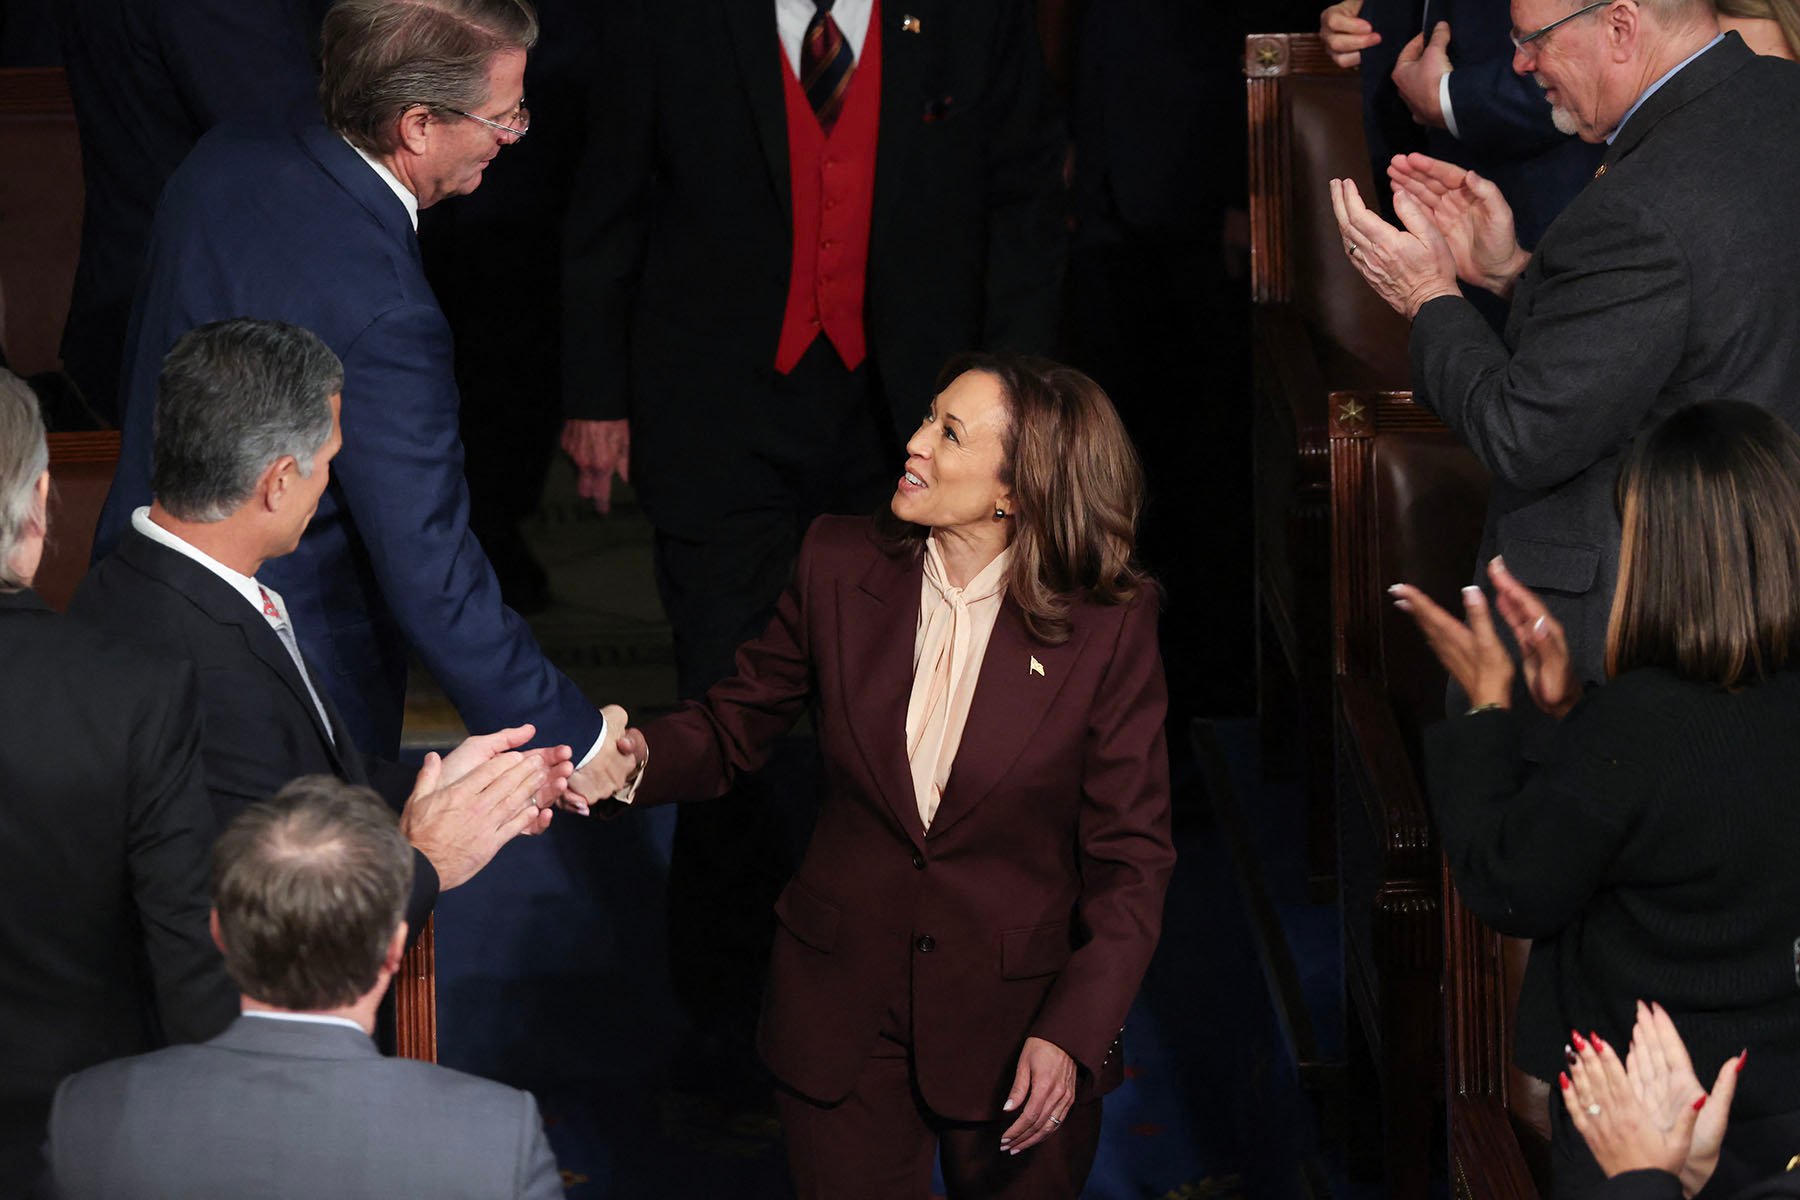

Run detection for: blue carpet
[[432, 718, 1357, 1198]]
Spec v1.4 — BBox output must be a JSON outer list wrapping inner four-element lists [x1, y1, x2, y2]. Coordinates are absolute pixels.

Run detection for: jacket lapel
[[721, 0, 793, 223], [837, 543, 927, 846], [296, 118, 420, 261], [117, 531, 351, 776], [924, 599, 1090, 840], [1602, 33, 1751, 171], [870, 0, 928, 264]]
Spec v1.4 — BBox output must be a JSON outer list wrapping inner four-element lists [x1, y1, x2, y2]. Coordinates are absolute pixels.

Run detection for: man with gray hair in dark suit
[[43, 776, 563, 1200], [1328, 0, 1800, 722]]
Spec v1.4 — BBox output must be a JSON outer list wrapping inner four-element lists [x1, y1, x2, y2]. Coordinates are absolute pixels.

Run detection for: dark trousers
[[776, 990, 1102, 1200], [653, 338, 898, 1065]]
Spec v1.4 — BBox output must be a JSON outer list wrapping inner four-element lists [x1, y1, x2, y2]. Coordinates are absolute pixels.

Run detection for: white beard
[[1550, 103, 1582, 135]]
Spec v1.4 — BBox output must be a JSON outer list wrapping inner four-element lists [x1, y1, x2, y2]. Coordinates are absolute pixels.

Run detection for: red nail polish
[[1739, 1049, 1749, 1072], [1590, 1031, 1602, 1050], [1693, 1095, 1707, 1111], [1560, 1071, 1571, 1090], [1571, 1031, 1588, 1052]]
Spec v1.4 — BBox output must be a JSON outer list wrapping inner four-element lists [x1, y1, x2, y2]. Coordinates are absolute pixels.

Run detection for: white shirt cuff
[[1439, 71, 1460, 140], [574, 713, 608, 769]]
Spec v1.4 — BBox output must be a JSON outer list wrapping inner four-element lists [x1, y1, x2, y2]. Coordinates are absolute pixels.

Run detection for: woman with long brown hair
[[572, 353, 1175, 1199], [1716, 0, 1800, 59], [1392, 400, 1800, 1199]]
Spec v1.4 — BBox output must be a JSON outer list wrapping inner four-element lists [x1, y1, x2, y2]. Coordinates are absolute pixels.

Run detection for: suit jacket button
[[916, 934, 936, 953], [912, 852, 926, 870]]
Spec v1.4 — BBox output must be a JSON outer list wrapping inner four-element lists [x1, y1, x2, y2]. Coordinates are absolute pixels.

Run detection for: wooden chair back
[[39, 431, 118, 612], [0, 69, 82, 377], [1329, 390, 1506, 1196]]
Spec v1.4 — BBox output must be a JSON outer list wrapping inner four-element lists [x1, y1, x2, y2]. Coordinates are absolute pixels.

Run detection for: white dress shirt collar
[[241, 1010, 368, 1034], [345, 138, 420, 231], [776, 0, 874, 79], [131, 507, 277, 624]]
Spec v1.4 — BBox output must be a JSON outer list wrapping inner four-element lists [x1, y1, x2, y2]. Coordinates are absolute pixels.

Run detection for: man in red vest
[[560, 0, 1063, 1115]]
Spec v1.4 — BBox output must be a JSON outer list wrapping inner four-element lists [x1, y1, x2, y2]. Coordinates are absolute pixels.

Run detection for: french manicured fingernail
[[1002, 1099, 1016, 1112], [1533, 615, 1546, 635], [1388, 584, 1405, 595], [1559, 1071, 1570, 1090], [1693, 1095, 1707, 1111], [1462, 586, 1484, 603], [1491, 555, 1506, 571]]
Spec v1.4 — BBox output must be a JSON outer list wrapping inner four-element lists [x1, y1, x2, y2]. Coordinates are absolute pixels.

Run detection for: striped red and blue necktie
[[801, 0, 856, 133]]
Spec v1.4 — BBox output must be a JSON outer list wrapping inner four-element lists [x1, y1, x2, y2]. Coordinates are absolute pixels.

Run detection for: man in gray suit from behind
[[44, 776, 562, 1200], [1330, 0, 1800, 714]]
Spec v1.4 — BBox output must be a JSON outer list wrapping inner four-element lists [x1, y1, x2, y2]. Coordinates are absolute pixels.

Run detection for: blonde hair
[[0, 370, 48, 591]]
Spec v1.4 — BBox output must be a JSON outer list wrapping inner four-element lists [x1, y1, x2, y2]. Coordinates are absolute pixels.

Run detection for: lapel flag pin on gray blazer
[[1030, 656, 1045, 676], [902, 14, 922, 33]]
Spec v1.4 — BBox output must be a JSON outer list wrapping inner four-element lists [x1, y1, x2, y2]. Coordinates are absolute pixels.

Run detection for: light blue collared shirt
[[1607, 33, 1724, 144]]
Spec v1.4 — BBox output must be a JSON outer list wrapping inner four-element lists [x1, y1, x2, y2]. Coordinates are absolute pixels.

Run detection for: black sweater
[[1424, 667, 1800, 1121]]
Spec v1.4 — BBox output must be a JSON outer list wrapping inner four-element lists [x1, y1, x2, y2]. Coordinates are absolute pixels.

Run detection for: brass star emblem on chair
[[1338, 398, 1367, 428]]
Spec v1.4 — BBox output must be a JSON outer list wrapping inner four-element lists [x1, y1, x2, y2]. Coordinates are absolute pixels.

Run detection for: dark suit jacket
[[53, 0, 325, 422], [1358, 0, 1600, 248], [70, 527, 439, 935], [47, 1015, 560, 1199], [628, 517, 1174, 1119], [0, 589, 235, 1194], [1411, 36, 1800, 695], [92, 114, 602, 760], [561, 0, 1065, 537]]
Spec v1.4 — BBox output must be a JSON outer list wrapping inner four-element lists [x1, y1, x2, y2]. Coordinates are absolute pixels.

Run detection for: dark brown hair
[[211, 776, 414, 1010], [880, 353, 1149, 644], [320, 0, 538, 154], [1606, 400, 1800, 686]]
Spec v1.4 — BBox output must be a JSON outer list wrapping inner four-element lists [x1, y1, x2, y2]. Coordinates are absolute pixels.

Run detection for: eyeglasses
[[1511, 1, 1607, 51], [445, 102, 530, 141]]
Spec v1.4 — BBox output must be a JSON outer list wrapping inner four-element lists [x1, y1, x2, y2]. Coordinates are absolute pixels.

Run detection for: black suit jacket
[[53, 0, 324, 422], [1411, 36, 1800, 700], [561, 0, 1065, 537], [69, 529, 439, 932], [0, 589, 236, 1193]]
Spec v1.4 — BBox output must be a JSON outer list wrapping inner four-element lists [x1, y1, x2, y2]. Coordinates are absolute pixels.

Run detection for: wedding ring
[[1586, 1104, 1602, 1117]]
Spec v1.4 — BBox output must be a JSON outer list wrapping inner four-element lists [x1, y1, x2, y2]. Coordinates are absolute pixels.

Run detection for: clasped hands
[[1564, 1001, 1745, 1195], [1329, 153, 1533, 320], [1390, 555, 1582, 718], [561, 704, 647, 816]]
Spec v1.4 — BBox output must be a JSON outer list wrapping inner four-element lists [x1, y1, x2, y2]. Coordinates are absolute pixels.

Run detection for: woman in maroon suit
[[584, 353, 1175, 1198]]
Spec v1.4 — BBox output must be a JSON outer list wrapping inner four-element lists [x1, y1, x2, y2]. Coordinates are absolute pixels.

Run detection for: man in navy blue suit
[[94, 0, 616, 786], [1321, 0, 1601, 249]]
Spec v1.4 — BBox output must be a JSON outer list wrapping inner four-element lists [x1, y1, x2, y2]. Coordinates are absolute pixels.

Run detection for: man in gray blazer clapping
[[1329, 0, 1800, 725], [42, 777, 563, 1200]]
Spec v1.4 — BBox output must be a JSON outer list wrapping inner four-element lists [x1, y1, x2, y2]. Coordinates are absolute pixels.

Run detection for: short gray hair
[[319, 0, 539, 155], [211, 776, 414, 1011], [0, 370, 48, 591], [151, 319, 342, 523]]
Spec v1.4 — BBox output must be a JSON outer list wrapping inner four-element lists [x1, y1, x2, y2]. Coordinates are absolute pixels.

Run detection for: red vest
[[774, 3, 882, 374]]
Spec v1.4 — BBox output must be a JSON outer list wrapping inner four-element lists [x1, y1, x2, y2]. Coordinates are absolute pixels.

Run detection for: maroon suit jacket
[[632, 516, 1175, 1120]]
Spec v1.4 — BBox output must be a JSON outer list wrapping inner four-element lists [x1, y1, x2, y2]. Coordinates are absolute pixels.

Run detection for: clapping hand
[[1386, 153, 1530, 296], [1388, 578, 1515, 710], [562, 705, 648, 815], [1625, 1001, 1744, 1196], [438, 723, 574, 810], [400, 751, 553, 890], [1329, 177, 1461, 320], [1486, 557, 1581, 718], [1565, 1028, 1699, 1178]]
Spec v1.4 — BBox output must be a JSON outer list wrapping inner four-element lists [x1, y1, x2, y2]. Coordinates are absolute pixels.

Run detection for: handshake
[[563, 703, 649, 816]]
